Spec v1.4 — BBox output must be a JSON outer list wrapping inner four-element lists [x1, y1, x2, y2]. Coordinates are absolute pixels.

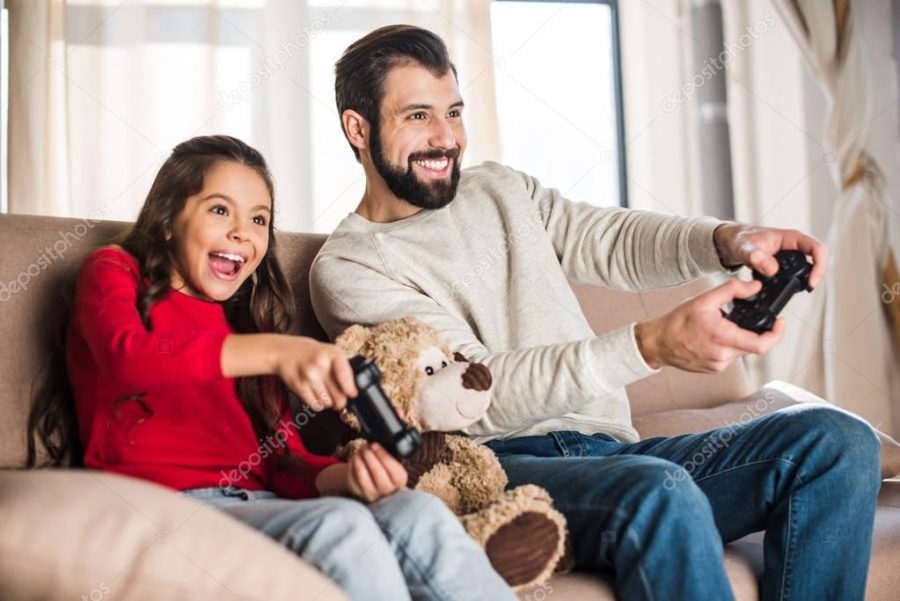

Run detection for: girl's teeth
[[211, 252, 245, 263]]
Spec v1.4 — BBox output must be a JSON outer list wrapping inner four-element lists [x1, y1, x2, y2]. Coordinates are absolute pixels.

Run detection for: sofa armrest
[[633, 381, 900, 481], [0, 470, 347, 601]]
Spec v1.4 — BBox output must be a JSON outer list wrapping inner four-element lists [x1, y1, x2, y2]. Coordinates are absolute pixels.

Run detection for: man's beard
[[369, 124, 461, 211]]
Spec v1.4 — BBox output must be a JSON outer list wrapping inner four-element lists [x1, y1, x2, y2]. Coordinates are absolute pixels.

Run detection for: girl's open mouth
[[208, 251, 246, 280]]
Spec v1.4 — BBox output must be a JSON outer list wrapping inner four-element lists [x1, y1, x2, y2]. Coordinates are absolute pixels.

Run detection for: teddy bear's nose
[[461, 363, 492, 391]]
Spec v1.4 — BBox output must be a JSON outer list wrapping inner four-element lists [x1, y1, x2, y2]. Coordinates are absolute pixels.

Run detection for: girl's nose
[[229, 220, 249, 241]]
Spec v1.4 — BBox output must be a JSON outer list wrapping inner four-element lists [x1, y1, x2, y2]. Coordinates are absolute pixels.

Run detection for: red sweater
[[67, 246, 339, 498]]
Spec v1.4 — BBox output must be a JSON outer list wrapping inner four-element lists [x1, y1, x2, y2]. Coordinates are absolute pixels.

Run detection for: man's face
[[368, 63, 467, 210]]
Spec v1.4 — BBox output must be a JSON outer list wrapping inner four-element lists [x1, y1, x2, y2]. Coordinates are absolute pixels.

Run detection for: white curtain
[[7, 0, 500, 233], [772, 0, 900, 433], [8, 0, 69, 217]]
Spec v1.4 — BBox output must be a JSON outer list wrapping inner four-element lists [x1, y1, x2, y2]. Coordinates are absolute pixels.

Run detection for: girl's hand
[[346, 443, 409, 502], [272, 337, 358, 411]]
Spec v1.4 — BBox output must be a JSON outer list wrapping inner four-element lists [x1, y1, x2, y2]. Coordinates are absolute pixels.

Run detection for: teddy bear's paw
[[484, 510, 564, 589], [461, 489, 567, 590]]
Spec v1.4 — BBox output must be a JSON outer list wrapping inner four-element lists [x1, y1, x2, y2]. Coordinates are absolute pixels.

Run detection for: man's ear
[[342, 109, 369, 155]]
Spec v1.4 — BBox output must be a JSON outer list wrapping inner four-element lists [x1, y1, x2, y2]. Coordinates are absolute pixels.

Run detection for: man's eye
[[447, 110, 461, 118], [253, 215, 267, 226], [211, 205, 228, 216], [409, 112, 427, 120], [425, 366, 434, 376]]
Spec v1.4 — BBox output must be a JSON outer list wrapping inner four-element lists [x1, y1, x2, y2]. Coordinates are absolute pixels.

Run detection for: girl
[[27, 135, 516, 601]]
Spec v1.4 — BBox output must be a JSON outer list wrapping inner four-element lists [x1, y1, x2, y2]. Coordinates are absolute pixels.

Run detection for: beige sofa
[[1, 213, 899, 600]]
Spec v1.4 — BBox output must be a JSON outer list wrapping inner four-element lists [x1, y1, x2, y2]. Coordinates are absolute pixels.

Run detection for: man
[[310, 24, 880, 601]]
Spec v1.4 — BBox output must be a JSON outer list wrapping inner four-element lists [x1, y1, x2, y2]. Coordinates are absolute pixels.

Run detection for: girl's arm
[[76, 247, 356, 409], [221, 334, 356, 411]]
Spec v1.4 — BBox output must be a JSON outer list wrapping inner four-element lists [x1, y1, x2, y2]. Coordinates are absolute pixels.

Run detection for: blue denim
[[182, 487, 516, 601], [486, 403, 881, 601]]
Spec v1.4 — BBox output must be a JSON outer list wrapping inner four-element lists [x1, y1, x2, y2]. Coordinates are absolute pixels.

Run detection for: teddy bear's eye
[[441, 361, 447, 368], [425, 366, 435, 376]]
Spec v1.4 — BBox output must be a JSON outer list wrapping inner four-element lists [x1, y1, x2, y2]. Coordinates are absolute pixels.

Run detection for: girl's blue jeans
[[182, 487, 516, 601], [486, 403, 881, 601]]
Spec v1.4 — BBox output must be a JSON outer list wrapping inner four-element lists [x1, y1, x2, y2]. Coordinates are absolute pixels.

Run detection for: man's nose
[[428, 117, 455, 149]]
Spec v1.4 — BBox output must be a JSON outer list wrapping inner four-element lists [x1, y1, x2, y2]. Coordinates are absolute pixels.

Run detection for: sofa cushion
[[0, 469, 347, 601], [517, 542, 761, 600]]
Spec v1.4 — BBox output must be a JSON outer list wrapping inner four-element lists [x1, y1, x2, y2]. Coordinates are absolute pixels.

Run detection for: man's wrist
[[713, 222, 744, 270], [634, 321, 663, 370]]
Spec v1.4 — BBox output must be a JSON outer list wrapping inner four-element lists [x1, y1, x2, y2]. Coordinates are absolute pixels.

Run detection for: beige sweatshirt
[[310, 162, 728, 443]]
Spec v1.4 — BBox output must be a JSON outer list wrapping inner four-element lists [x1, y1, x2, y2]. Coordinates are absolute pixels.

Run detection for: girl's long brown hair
[[27, 135, 297, 467]]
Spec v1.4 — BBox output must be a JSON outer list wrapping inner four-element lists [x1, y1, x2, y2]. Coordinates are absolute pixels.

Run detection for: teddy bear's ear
[[335, 324, 371, 356]]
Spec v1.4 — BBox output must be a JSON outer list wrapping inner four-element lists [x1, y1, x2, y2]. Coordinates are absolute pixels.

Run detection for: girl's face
[[169, 160, 272, 302]]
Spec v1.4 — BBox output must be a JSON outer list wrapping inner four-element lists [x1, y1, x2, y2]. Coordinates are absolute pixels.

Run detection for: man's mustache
[[408, 147, 461, 162]]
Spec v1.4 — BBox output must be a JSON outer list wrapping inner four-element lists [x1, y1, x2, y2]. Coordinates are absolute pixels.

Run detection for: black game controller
[[725, 250, 813, 334], [346, 355, 422, 459]]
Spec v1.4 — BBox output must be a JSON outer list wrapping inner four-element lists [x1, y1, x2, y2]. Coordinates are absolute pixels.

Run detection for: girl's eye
[[425, 366, 434, 376], [252, 215, 267, 226], [211, 205, 228, 216]]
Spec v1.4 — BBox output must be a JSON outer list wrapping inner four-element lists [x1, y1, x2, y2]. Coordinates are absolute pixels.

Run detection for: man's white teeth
[[416, 158, 449, 171], [211, 252, 245, 264]]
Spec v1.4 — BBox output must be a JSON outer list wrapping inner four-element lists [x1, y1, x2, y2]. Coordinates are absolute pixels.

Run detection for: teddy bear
[[334, 316, 569, 590]]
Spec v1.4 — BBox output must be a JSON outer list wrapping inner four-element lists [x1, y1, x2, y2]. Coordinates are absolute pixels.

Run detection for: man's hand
[[635, 278, 785, 372], [713, 223, 828, 289]]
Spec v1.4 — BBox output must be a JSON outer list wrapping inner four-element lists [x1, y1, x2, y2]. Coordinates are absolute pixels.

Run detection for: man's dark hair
[[334, 24, 457, 161]]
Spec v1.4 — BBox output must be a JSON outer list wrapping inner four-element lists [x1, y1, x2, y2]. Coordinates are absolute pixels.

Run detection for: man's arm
[[310, 257, 658, 436], [519, 167, 730, 290]]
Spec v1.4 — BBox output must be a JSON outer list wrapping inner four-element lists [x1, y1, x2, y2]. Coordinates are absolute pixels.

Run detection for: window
[[491, 0, 626, 207], [13, 2, 626, 229]]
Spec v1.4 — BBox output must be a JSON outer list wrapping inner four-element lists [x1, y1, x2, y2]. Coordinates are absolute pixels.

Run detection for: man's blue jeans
[[486, 403, 881, 601]]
